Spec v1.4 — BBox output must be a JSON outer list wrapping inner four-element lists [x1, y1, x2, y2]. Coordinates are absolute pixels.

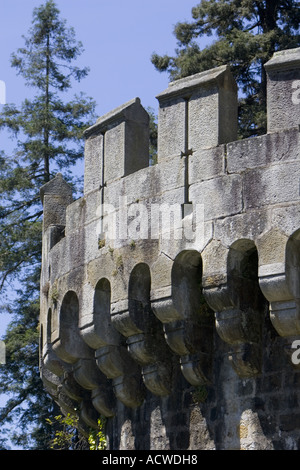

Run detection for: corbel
[[111, 297, 173, 397], [151, 249, 214, 387], [258, 229, 300, 368], [202, 239, 265, 378]]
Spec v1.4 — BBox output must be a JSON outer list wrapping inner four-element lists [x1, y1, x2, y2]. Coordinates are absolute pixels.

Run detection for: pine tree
[[0, 0, 96, 449], [151, 0, 300, 137]]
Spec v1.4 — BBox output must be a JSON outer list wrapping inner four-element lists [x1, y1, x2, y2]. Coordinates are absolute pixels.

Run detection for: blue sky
[[0, 1, 205, 441], [0, 0, 203, 334], [0, 0, 200, 117]]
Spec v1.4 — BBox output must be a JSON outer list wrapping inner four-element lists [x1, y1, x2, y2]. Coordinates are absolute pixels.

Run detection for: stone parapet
[[83, 97, 149, 194], [265, 47, 300, 133], [156, 65, 237, 161], [40, 48, 300, 449]]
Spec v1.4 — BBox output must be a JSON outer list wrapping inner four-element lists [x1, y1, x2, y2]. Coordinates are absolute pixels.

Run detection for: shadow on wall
[[106, 238, 300, 450]]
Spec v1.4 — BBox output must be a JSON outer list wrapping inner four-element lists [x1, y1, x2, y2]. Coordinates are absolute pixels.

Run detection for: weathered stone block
[[226, 128, 300, 174], [83, 98, 149, 193], [40, 173, 73, 231], [189, 174, 243, 220], [83, 133, 104, 195], [265, 47, 300, 133], [156, 65, 237, 161], [243, 161, 300, 209], [214, 210, 270, 248], [189, 145, 225, 183]]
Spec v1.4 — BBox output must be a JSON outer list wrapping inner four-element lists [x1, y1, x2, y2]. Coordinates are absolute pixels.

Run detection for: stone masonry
[[40, 48, 300, 450]]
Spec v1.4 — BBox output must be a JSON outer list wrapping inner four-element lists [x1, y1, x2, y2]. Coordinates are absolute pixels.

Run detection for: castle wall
[[39, 48, 300, 450]]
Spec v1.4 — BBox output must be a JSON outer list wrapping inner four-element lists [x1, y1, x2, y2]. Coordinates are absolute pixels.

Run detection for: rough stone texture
[[265, 47, 300, 133], [156, 65, 237, 161], [83, 98, 149, 194], [40, 48, 300, 450]]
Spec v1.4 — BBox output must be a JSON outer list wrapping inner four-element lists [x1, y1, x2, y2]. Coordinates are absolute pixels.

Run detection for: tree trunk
[[44, 32, 50, 182]]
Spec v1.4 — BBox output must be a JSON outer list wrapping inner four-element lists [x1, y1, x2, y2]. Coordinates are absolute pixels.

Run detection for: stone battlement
[[40, 48, 300, 450]]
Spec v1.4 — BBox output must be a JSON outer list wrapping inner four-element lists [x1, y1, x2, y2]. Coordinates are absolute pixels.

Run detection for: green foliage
[[98, 237, 106, 249], [151, 0, 300, 138], [0, 276, 59, 449], [0, 0, 96, 449], [46, 413, 107, 450], [88, 417, 107, 451], [115, 255, 124, 270], [46, 413, 86, 450], [192, 385, 208, 404], [0, 0, 96, 296]]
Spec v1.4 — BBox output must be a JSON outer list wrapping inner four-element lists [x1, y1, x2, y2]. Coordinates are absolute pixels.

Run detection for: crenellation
[[40, 172, 73, 232], [156, 65, 237, 162], [83, 97, 149, 194], [40, 48, 300, 449], [265, 47, 300, 133]]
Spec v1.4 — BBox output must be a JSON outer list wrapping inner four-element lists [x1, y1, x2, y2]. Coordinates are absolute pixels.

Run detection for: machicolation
[[40, 48, 300, 450]]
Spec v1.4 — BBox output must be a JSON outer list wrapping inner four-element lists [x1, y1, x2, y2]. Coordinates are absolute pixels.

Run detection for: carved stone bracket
[[40, 352, 103, 427], [95, 341, 145, 409], [258, 229, 300, 368], [214, 307, 264, 378], [40, 325, 86, 416], [80, 319, 145, 409], [203, 239, 266, 378], [73, 358, 116, 417], [79, 279, 146, 409], [111, 298, 173, 397], [41, 335, 116, 418], [152, 286, 214, 387]]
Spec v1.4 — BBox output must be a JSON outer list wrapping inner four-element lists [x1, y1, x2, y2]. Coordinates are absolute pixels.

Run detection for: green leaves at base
[[46, 413, 107, 451]]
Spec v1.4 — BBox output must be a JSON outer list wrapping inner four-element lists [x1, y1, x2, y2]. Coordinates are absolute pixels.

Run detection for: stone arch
[[267, 228, 300, 339], [61, 290, 80, 335], [227, 239, 263, 313], [286, 228, 300, 302], [53, 290, 92, 364], [40, 308, 52, 363], [215, 238, 267, 377], [125, 263, 172, 396], [168, 249, 214, 385], [171, 250, 205, 326], [39, 323, 44, 367], [128, 262, 152, 331], [94, 278, 111, 315], [93, 277, 117, 347], [267, 228, 300, 367], [81, 277, 119, 350], [129, 263, 151, 301]]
